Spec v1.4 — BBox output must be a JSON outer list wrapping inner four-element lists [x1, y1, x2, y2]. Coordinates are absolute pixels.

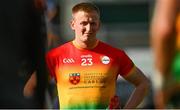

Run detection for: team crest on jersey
[[69, 73, 80, 85], [101, 56, 110, 64]]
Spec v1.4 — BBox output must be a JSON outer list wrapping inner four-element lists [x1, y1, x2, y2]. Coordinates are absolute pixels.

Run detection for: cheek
[[96, 24, 100, 31], [75, 26, 84, 32], [92, 27, 99, 32], [74, 28, 83, 36]]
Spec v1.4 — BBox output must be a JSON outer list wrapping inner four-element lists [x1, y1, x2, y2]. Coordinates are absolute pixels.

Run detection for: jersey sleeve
[[118, 51, 135, 76], [46, 52, 57, 81]]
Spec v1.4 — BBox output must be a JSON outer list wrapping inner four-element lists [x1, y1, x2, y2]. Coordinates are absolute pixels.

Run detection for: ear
[[70, 19, 75, 30]]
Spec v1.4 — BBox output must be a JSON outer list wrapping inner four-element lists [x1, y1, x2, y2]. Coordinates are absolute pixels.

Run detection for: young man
[[151, 0, 180, 108], [46, 2, 150, 109]]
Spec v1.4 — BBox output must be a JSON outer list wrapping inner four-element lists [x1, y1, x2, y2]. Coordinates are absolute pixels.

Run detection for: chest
[[55, 51, 119, 85]]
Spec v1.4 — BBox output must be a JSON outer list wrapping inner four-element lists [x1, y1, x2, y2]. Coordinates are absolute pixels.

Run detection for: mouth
[[85, 33, 91, 34], [84, 33, 93, 36]]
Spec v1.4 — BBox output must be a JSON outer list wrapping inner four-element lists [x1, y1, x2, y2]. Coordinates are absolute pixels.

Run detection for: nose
[[86, 23, 92, 32]]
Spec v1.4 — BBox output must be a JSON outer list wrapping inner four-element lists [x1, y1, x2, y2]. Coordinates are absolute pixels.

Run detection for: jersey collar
[[72, 40, 99, 50]]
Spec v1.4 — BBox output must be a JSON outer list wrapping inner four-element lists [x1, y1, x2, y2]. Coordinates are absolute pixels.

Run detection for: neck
[[73, 39, 98, 49]]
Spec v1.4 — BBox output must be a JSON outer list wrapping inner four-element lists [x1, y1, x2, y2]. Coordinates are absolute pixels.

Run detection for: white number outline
[[81, 58, 93, 66]]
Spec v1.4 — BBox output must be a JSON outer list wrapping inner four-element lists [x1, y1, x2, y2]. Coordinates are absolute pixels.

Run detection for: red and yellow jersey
[[46, 40, 134, 109]]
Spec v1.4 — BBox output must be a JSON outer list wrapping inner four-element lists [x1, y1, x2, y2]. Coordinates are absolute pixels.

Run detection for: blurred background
[[49, 0, 155, 108]]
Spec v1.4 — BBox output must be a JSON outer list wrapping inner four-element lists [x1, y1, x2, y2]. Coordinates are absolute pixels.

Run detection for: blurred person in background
[[0, 0, 48, 108], [45, 0, 61, 108], [24, 0, 61, 108], [150, 0, 180, 108], [46, 0, 61, 50], [46, 2, 150, 109]]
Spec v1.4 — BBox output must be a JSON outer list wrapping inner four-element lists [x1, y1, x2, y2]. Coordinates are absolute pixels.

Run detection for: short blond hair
[[72, 2, 100, 18]]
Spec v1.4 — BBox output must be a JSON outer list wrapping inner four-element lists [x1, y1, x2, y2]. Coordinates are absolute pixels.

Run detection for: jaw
[[81, 34, 96, 43]]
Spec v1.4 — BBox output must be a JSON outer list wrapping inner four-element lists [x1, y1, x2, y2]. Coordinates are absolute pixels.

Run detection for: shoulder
[[98, 41, 125, 54], [46, 41, 72, 58]]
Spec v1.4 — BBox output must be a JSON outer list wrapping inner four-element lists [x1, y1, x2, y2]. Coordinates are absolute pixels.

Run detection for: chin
[[81, 37, 89, 42]]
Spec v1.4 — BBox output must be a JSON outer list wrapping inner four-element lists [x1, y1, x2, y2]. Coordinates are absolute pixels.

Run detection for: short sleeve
[[46, 52, 56, 80], [118, 51, 134, 76]]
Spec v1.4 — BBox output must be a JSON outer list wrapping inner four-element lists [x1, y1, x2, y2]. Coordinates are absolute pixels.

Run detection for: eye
[[90, 22, 97, 26], [80, 22, 88, 26]]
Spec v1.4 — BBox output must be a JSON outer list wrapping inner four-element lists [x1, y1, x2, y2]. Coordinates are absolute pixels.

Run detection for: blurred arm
[[150, 0, 178, 75], [23, 72, 37, 97]]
